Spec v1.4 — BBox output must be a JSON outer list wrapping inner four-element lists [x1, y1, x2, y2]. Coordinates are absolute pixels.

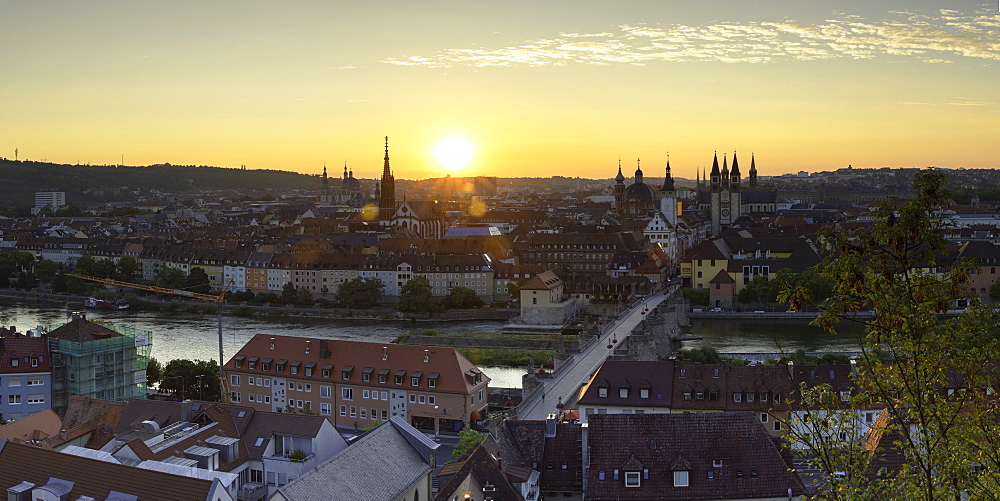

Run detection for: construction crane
[[67, 273, 232, 399]]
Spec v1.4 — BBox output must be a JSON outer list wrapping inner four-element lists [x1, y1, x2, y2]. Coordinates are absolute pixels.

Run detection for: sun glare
[[433, 136, 474, 171]]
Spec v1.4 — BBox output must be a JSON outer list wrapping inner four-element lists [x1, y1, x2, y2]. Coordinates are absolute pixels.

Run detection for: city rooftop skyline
[[3, 1, 998, 179]]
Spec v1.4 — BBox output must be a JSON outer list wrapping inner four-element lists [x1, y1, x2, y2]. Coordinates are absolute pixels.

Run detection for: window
[[409, 394, 416, 403], [428, 378, 437, 388], [363, 390, 370, 399], [598, 387, 608, 398], [840, 391, 851, 402], [322, 369, 330, 378], [276, 364, 284, 373], [304, 384, 311, 393], [760, 413, 769, 423], [733, 392, 742, 402], [479, 389, 484, 402], [249, 378, 255, 386], [305, 367, 312, 377], [673, 470, 689, 487], [696, 391, 704, 400], [231, 392, 241, 403], [230, 374, 240, 386], [382, 409, 388, 420], [290, 366, 298, 375], [625, 471, 641, 487], [27, 378, 43, 386], [248, 361, 256, 370], [747, 392, 755, 402], [264, 379, 271, 387], [394, 375, 403, 385], [411, 377, 419, 386], [363, 373, 371, 383], [340, 405, 346, 417], [248, 394, 256, 402], [713, 368, 720, 378], [418, 395, 426, 404], [360, 409, 367, 419], [342, 388, 353, 400], [342, 369, 351, 380], [378, 374, 387, 384], [26, 394, 43, 404], [640, 388, 649, 399], [773, 393, 781, 404], [297, 383, 303, 391], [381, 391, 387, 400], [350, 406, 357, 418], [8, 395, 21, 405], [683, 391, 691, 401], [774, 421, 782, 431], [264, 396, 271, 404], [8, 378, 21, 387], [235, 360, 242, 369], [679, 368, 686, 378], [321, 386, 331, 398], [428, 396, 436, 405], [598, 471, 606, 481], [262, 362, 270, 371]]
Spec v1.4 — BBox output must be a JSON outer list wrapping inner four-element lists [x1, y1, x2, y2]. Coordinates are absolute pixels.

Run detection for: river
[[0, 297, 865, 389]]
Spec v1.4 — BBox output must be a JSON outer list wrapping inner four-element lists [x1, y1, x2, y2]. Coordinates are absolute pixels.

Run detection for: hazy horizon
[[4, 1, 997, 178]]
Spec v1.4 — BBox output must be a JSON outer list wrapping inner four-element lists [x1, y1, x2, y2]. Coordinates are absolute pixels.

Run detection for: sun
[[432, 136, 474, 171]]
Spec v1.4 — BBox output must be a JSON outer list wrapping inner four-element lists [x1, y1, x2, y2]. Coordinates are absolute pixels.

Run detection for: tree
[[398, 276, 442, 314], [34, 259, 59, 283], [681, 287, 709, 306], [782, 169, 1000, 498], [506, 278, 528, 301], [145, 357, 163, 387], [443, 286, 484, 309], [451, 426, 486, 459], [155, 266, 187, 289], [116, 256, 139, 282], [990, 281, 1000, 302], [161, 359, 222, 402], [335, 277, 385, 308], [184, 267, 211, 295], [281, 282, 298, 304], [676, 346, 723, 364]]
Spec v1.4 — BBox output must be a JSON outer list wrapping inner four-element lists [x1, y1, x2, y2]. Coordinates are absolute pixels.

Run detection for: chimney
[[424, 349, 429, 363], [850, 358, 857, 374], [181, 399, 193, 422], [270, 337, 275, 350], [305, 340, 311, 354], [59, 429, 67, 441], [545, 414, 557, 438], [383, 346, 388, 361]]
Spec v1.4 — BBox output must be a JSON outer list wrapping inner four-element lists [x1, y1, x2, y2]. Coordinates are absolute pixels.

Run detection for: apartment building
[[224, 335, 490, 434], [0, 335, 52, 422]]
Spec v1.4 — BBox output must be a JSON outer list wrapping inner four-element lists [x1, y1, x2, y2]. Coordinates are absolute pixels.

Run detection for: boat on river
[[84, 297, 129, 310]]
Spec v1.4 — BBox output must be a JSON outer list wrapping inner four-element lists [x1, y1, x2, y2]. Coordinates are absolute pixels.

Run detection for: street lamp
[[164, 375, 185, 401], [433, 405, 440, 439], [195, 375, 204, 401]]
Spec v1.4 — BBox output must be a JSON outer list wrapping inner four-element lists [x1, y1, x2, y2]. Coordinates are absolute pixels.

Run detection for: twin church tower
[[613, 151, 758, 235]]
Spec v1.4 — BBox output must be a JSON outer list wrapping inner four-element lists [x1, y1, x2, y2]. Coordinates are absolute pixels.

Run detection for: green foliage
[[161, 359, 222, 401], [740, 269, 835, 308], [457, 348, 553, 368], [443, 286, 484, 309], [676, 346, 723, 364], [506, 278, 528, 301], [990, 281, 1000, 302], [145, 357, 163, 387], [335, 277, 385, 308], [0, 251, 36, 288], [452, 426, 486, 459], [786, 169, 1000, 498], [288, 450, 307, 462], [397, 276, 442, 314], [281, 282, 298, 304], [155, 266, 187, 289], [362, 420, 384, 431], [682, 287, 709, 306], [185, 267, 211, 295], [116, 256, 140, 282]]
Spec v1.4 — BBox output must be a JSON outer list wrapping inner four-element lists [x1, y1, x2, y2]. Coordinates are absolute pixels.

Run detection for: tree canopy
[[397, 276, 442, 314], [335, 277, 385, 308], [784, 169, 1000, 498]]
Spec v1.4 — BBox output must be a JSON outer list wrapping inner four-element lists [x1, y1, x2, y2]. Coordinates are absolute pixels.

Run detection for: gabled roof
[[520, 270, 562, 291], [0, 409, 62, 444], [276, 416, 438, 501], [435, 439, 523, 501], [585, 413, 806, 500], [46, 318, 123, 343], [579, 360, 675, 407], [0, 439, 226, 501], [708, 268, 735, 284]]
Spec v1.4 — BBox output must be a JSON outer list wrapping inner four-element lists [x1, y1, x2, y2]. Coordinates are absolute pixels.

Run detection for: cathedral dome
[[623, 182, 657, 202]]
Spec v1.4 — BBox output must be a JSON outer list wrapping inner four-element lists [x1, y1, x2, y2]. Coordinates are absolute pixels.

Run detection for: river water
[[0, 297, 865, 389]]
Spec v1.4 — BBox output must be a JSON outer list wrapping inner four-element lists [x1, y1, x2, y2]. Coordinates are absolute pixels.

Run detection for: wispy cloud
[[382, 9, 1000, 67]]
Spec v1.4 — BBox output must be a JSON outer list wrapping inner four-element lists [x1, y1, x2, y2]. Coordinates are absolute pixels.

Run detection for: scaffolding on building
[[49, 321, 152, 415]]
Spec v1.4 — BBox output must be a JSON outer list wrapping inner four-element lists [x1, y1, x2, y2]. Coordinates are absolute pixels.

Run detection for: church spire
[[635, 157, 643, 184], [749, 153, 758, 189], [379, 136, 396, 218], [731, 151, 740, 177], [710, 151, 720, 189], [660, 154, 675, 192]]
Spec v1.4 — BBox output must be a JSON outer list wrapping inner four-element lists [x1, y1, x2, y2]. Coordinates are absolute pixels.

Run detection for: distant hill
[[0, 159, 317, 206]]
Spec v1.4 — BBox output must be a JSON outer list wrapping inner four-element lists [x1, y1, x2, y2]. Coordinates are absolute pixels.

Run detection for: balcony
[[237, 483, 267, 501]]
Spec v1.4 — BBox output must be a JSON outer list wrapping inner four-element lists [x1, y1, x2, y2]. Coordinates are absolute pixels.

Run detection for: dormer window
[[598, 387, 608, 398], [276, 364, 284, 373], [640, 388, 649, 399], [305, 367, 313, 377], [619, 387, 629, 398], [262, 362, 270, 372], [248, 361, 256, 370], [428, 373, 439, 388], [625, 471, 641, 487], [673, 470, 690, 487], [342, 366, 354, 380]]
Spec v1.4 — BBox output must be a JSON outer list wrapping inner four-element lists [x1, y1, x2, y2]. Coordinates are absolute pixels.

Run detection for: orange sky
[[3, 2, 998, 179]]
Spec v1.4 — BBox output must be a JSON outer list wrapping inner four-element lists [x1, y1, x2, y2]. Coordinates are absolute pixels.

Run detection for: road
[[517, 288, 675, 420]]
